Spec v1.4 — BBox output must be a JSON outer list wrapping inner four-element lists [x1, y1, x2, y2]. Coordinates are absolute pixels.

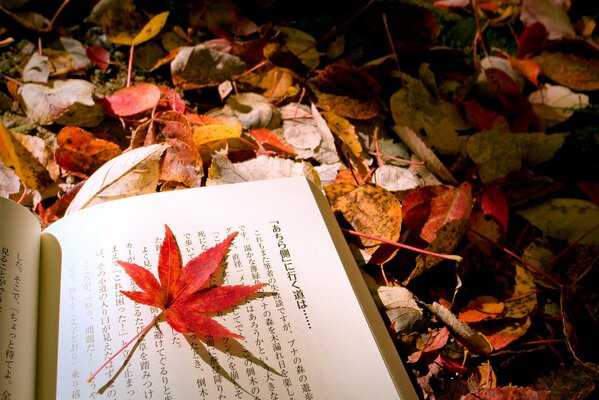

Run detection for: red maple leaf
[[89, 225, 266, 381]]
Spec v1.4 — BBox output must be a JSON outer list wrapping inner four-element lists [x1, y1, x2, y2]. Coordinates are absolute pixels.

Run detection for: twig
[[342, 228, 463, 262]]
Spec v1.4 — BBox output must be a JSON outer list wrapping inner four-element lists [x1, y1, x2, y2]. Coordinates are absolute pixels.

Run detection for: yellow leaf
[[107, 11, 169, 46], [0, 122, 52, 190], [133, 11, 169, 46], [192, 120, 243, 147], [329, 183, 402, 254], [321, 111, 363, 158]]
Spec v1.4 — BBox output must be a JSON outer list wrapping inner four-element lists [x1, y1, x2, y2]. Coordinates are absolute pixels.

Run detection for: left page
[[0, 197, 41, 400]]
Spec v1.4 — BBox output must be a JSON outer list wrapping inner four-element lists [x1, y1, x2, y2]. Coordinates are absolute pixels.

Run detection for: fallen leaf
[[520, 0, 575, 40], [119, 225, 266, 336], [458, 296, 505, 323], [18, 79, 105, 127], [133, 111, 203, 188], [207, 152, 319, 186], [86, 45, 111, 71], [329, 183, 402, 254], [466, 131, 566, 183], [391, 73, 470, 155], [463, 99, 510, 132], [528, 84, 589, 128], [105, 11, 169, 46], [321, 111, 363, 158], [468, 361, 497, 392], [171, 44, 247, 90], [91, 225, 266, 380], [0, 122, 53, 190], [377, 286, 423, 334], [66, 143, 168, 214], [503, 265, 537, 319], [273, 25, 322, 70], [55, 126, 122, 178], [508, 57, 541, 87], [534, 50, 599, 91], [517, 22, 549, 59], [402, 184, 450, 234], [374, 165, 421, 192], [480, 184, 509, 232], [421, 182, 473, 243], [517, 198, 599, 244], [0, 159, 20, 197], [101, 82, 161, 117], [37, 181, 84, 224], [22, 53, 50, 82], [308, 61, 380, 120], [476, 316, 532, 351], [208, 93, 279, 129], [248, 128, 296, 157]]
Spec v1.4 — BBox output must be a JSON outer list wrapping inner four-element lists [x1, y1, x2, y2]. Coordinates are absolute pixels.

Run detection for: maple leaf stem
[[87, 314, 159, 383], [126, 45, 134, 88], [341, 228, 463, 262]]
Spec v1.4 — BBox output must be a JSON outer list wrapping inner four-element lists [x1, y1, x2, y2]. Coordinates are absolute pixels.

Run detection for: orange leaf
[[55, 126, 122, 178], [249, 128, 296, 157]]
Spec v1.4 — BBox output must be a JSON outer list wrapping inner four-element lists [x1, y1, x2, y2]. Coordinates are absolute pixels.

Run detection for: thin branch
[[342, 228, 463, 262]]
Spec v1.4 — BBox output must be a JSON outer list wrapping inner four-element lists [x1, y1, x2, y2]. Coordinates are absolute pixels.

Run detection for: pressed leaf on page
[[89, 225, 267, 382]]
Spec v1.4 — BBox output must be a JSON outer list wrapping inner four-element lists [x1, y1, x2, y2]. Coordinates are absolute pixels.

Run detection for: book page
[[40, 177, 418, 399], [0, 197, 42, 400]]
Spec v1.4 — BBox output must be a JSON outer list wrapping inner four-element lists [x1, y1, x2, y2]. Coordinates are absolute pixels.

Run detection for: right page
[[40, 177, 418, 400]]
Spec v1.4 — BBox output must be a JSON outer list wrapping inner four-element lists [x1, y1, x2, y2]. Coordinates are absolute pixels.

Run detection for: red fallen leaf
[[517, 22, 548, 59], [249, 128, 297, 157], [480, 184, 509, 233], [100, 83, 161, 117], [89, 225, 266, 381], [55, 126, 122, 178], [485, 68, 522, 95], [578, 181, 599, 206], [158, 85, 186, 113], [120, 226, 266, 336], [86, 45, 111, 71], [132, 111, 203, 187], [36, 181, 84, 225], [463, 99, 509, 132], [402, 185, 450, 234], [421, 182, 473, 243]]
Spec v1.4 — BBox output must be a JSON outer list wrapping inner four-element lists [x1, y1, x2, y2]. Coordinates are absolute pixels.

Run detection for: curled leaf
[[66, 143, 168, 214]]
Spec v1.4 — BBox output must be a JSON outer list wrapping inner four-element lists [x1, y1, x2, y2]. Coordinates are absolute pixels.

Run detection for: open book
[[0, 177, 418, 400]]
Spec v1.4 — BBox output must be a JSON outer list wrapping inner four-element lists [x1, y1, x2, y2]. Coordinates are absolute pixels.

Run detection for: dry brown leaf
[[171, 45, 247, 90], [329, 183, 402, 255], [206, 152, 319, 186], [377, 286, 423, 334], [66, 143, 168, 214], [466, 130, 566, 183], [18, 79, 104, 127], [390, 74, 470, 155], [534, 50, 599, 91]]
